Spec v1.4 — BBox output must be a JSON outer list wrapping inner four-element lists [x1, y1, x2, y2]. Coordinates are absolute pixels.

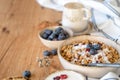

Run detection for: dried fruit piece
[[60, 74, 68, 79], [53, 76, 60, 80]]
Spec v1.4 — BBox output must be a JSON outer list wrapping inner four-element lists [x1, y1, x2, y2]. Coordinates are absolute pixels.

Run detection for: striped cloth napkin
[[90, 2, 120, 45]]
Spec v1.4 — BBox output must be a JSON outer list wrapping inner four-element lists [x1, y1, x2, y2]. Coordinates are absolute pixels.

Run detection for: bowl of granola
[[58, 35, 120, 78]]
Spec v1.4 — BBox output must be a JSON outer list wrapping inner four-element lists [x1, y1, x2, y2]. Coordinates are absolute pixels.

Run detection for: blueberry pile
[[41, 27, 69, 41], [43, 49, 57, 56], [86, 43, 101, 55]]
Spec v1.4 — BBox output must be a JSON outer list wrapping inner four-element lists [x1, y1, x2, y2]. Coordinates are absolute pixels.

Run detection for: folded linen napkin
[[99, 20, 120, 40]]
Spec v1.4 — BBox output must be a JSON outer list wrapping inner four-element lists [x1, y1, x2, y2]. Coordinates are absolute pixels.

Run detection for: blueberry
[[93, 44, 101, 50], [65, 33, 69, 39], [58, 33, 66, 40], [86, 44, 93, 49], [23, 70, 31, 78], [41, 33, 49, 39], [51, 49, 57, 55], [48, 33, 56, 40], [90, 49, 97, 55], [60, 30, 66, 34], [60, 30, 69, 39], [47, 37, 53, 40], [44, 29, 53, 35], [53, 31, 59, 36], [55, 27, 63, 34], [43, 50, 51, 56]]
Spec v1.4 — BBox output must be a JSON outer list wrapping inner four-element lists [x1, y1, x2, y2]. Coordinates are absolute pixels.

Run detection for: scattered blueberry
[[43, 50, 51, 56], [41, 33, 49, 39], [23, 70, 31, 78], [58, 33, 66, 40], [43, 49, 58, 56], [51, 49, 57, 55], [44, 29, 53, 35], [93, 44, 101, 50], [90, 49, 97, 55]]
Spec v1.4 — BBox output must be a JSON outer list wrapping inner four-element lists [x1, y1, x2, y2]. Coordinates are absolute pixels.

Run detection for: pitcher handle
[[82, 8, 91, 20]]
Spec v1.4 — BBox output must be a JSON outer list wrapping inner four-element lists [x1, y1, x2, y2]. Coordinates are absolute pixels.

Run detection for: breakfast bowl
[[38, 26, 73, 49], [58, 35, 120, 78]]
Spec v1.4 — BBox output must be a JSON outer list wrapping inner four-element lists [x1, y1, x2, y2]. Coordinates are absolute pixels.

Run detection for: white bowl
[[58, 35, 120, 78], [45, 70, 86, 80], [38, 26, 73, 49]]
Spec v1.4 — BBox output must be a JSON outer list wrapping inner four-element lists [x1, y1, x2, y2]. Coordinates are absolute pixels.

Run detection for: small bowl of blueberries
[[39, 26, 73, 49]]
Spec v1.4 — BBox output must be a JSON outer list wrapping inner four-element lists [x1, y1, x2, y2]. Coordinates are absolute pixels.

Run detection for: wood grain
[[0, 0, 62, 79]]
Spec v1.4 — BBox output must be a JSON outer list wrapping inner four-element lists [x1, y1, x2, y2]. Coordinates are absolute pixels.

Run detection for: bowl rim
[[38, 26, 74, 42], [45, 70, 86, 80], [58, 35, 120, 68]]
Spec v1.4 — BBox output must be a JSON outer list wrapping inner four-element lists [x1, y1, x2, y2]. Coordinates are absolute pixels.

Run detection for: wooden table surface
[[0, 0, 63, 79]]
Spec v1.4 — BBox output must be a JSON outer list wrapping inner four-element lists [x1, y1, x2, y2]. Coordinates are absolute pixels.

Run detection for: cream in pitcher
[[62, 2, 91, 33]]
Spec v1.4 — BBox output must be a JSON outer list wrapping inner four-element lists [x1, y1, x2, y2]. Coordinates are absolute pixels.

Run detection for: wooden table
[[0, 0, 63, 79]]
